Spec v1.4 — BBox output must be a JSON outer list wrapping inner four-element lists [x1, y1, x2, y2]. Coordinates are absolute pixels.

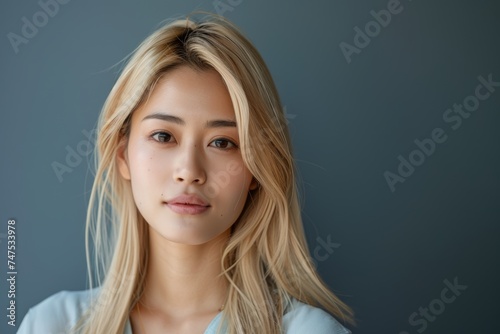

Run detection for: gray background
[[1, 0, 499, 333]]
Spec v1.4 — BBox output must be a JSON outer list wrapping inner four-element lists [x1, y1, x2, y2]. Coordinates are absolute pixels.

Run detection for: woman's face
[[117, 66, 257, 245]]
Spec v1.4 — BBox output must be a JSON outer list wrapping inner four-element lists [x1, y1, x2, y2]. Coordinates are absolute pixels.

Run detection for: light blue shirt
[[17, 289, 351, 333]]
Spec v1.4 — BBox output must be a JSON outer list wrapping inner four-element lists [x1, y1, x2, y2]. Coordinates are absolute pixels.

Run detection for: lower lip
[[166, 203, 210, 215]]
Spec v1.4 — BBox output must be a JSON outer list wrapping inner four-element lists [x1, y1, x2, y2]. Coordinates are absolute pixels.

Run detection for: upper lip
[[166, 193, 210, 206]]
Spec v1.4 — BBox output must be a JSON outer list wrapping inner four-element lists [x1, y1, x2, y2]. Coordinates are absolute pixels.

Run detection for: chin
[[154, 229, 223, 246]]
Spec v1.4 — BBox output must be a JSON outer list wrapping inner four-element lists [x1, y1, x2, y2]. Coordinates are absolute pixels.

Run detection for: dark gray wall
[[1, 1, 499, 333]]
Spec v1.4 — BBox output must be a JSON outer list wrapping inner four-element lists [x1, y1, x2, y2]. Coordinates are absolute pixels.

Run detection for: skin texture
[[117, 66, 257, 333]]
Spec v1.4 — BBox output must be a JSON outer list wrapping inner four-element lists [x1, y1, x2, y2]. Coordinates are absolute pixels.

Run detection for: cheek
[[215, 161, 253, 208], [129, 141, 166, 177], [127, 144, 168, 201]]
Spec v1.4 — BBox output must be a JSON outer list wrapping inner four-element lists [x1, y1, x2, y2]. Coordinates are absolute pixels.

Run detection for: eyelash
[[149, 131, 238, 150]]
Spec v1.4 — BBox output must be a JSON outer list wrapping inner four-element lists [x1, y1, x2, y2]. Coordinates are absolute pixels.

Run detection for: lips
[[166, 193, 210, 207], [165, 193, 210, 215]]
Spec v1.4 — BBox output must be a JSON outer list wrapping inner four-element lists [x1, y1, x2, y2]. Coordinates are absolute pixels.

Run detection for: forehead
[[132, 66, 236, 123]]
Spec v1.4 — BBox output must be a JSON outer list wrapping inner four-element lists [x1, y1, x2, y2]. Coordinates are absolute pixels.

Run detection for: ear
[[249, 177, 258, 191], [116, 137, 131, 180]]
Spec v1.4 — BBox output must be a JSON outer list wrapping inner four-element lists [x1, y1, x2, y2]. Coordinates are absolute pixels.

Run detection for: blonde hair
[[74, 14, 356, 333]]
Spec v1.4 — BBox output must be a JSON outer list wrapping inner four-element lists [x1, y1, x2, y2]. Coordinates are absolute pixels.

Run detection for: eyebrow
[[142, 112, 237, 128]]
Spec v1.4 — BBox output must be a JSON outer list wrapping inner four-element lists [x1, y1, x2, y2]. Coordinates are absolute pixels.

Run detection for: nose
[[173, 143, 207, 185]]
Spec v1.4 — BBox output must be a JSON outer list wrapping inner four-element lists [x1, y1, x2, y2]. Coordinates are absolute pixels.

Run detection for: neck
[[139, 227, 229, 318]]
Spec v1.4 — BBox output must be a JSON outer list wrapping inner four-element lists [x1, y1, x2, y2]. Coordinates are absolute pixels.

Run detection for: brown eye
[[210, 138, 237, 150], [151, 132, 172, 143]]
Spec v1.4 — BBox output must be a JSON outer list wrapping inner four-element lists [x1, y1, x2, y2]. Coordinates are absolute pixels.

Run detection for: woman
[[18, 14, 356, 334]]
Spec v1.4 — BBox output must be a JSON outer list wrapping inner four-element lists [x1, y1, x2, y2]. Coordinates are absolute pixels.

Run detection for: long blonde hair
[[74, 14, 356, 333]]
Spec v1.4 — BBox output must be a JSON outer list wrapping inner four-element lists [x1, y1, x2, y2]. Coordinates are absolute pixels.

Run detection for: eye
[[210, 138, 238, 150], [151, 131, 173, 143]]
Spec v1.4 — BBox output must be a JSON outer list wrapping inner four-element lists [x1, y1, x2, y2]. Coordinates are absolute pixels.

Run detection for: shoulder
[[282, 298, 352, 334], [17, 288, 98, 334]]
